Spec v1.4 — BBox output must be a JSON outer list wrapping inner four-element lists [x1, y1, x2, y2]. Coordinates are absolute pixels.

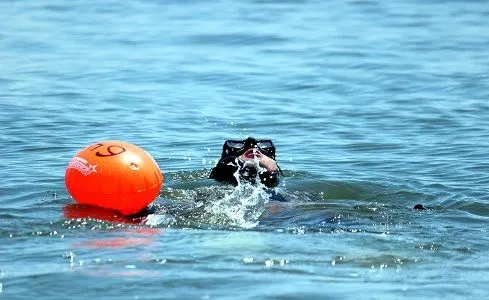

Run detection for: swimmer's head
[[210, 137, 282, 187]]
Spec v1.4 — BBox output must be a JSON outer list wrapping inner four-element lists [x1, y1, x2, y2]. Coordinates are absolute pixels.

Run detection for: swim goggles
[[221, 137, 276, 159]]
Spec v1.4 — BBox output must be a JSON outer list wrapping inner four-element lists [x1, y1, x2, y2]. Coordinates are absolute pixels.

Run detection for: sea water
[[1, 0, 489, 299]]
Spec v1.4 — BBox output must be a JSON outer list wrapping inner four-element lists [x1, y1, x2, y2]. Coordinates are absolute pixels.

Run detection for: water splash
[[199, 158, 271, 228], [203, 181, 270, 229], [149, 160, 272, 228], [144, 213, 176, 227]]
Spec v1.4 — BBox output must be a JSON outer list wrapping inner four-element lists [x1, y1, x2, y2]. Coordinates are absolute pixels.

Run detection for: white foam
[[204, 161, 270, 228], [144, 214, 175, 227]]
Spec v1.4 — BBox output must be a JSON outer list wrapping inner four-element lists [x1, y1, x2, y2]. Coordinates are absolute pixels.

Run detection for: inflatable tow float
[[65, 141, 163, 216]]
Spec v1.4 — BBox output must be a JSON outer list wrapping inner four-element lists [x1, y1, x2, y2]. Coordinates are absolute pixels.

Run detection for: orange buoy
[[65, 141, 163, 216]]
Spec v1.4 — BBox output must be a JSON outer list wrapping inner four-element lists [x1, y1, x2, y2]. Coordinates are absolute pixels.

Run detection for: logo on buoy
[[67, 156, 97, 176]]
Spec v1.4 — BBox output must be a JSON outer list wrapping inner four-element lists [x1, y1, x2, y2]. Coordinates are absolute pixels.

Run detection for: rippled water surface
[[2, 0, 489, 299]]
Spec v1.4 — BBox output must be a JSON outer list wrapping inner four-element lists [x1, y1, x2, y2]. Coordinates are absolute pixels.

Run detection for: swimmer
[[210, 137, 283, 188]]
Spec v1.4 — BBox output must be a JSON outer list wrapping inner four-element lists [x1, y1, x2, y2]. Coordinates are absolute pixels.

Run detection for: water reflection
[[63, 203, 147, 225], [63, 204, 161, 249]]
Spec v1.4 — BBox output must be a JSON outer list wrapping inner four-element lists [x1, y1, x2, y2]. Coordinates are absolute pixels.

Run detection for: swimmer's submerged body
[[209, 137, 283, 188]]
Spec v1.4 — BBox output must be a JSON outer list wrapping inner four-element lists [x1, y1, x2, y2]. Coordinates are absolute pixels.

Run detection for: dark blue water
[[2, 0, 489, 299]]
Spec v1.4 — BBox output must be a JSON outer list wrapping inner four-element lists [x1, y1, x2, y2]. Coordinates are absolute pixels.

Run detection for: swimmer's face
[[238, 148, 278, 173]]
